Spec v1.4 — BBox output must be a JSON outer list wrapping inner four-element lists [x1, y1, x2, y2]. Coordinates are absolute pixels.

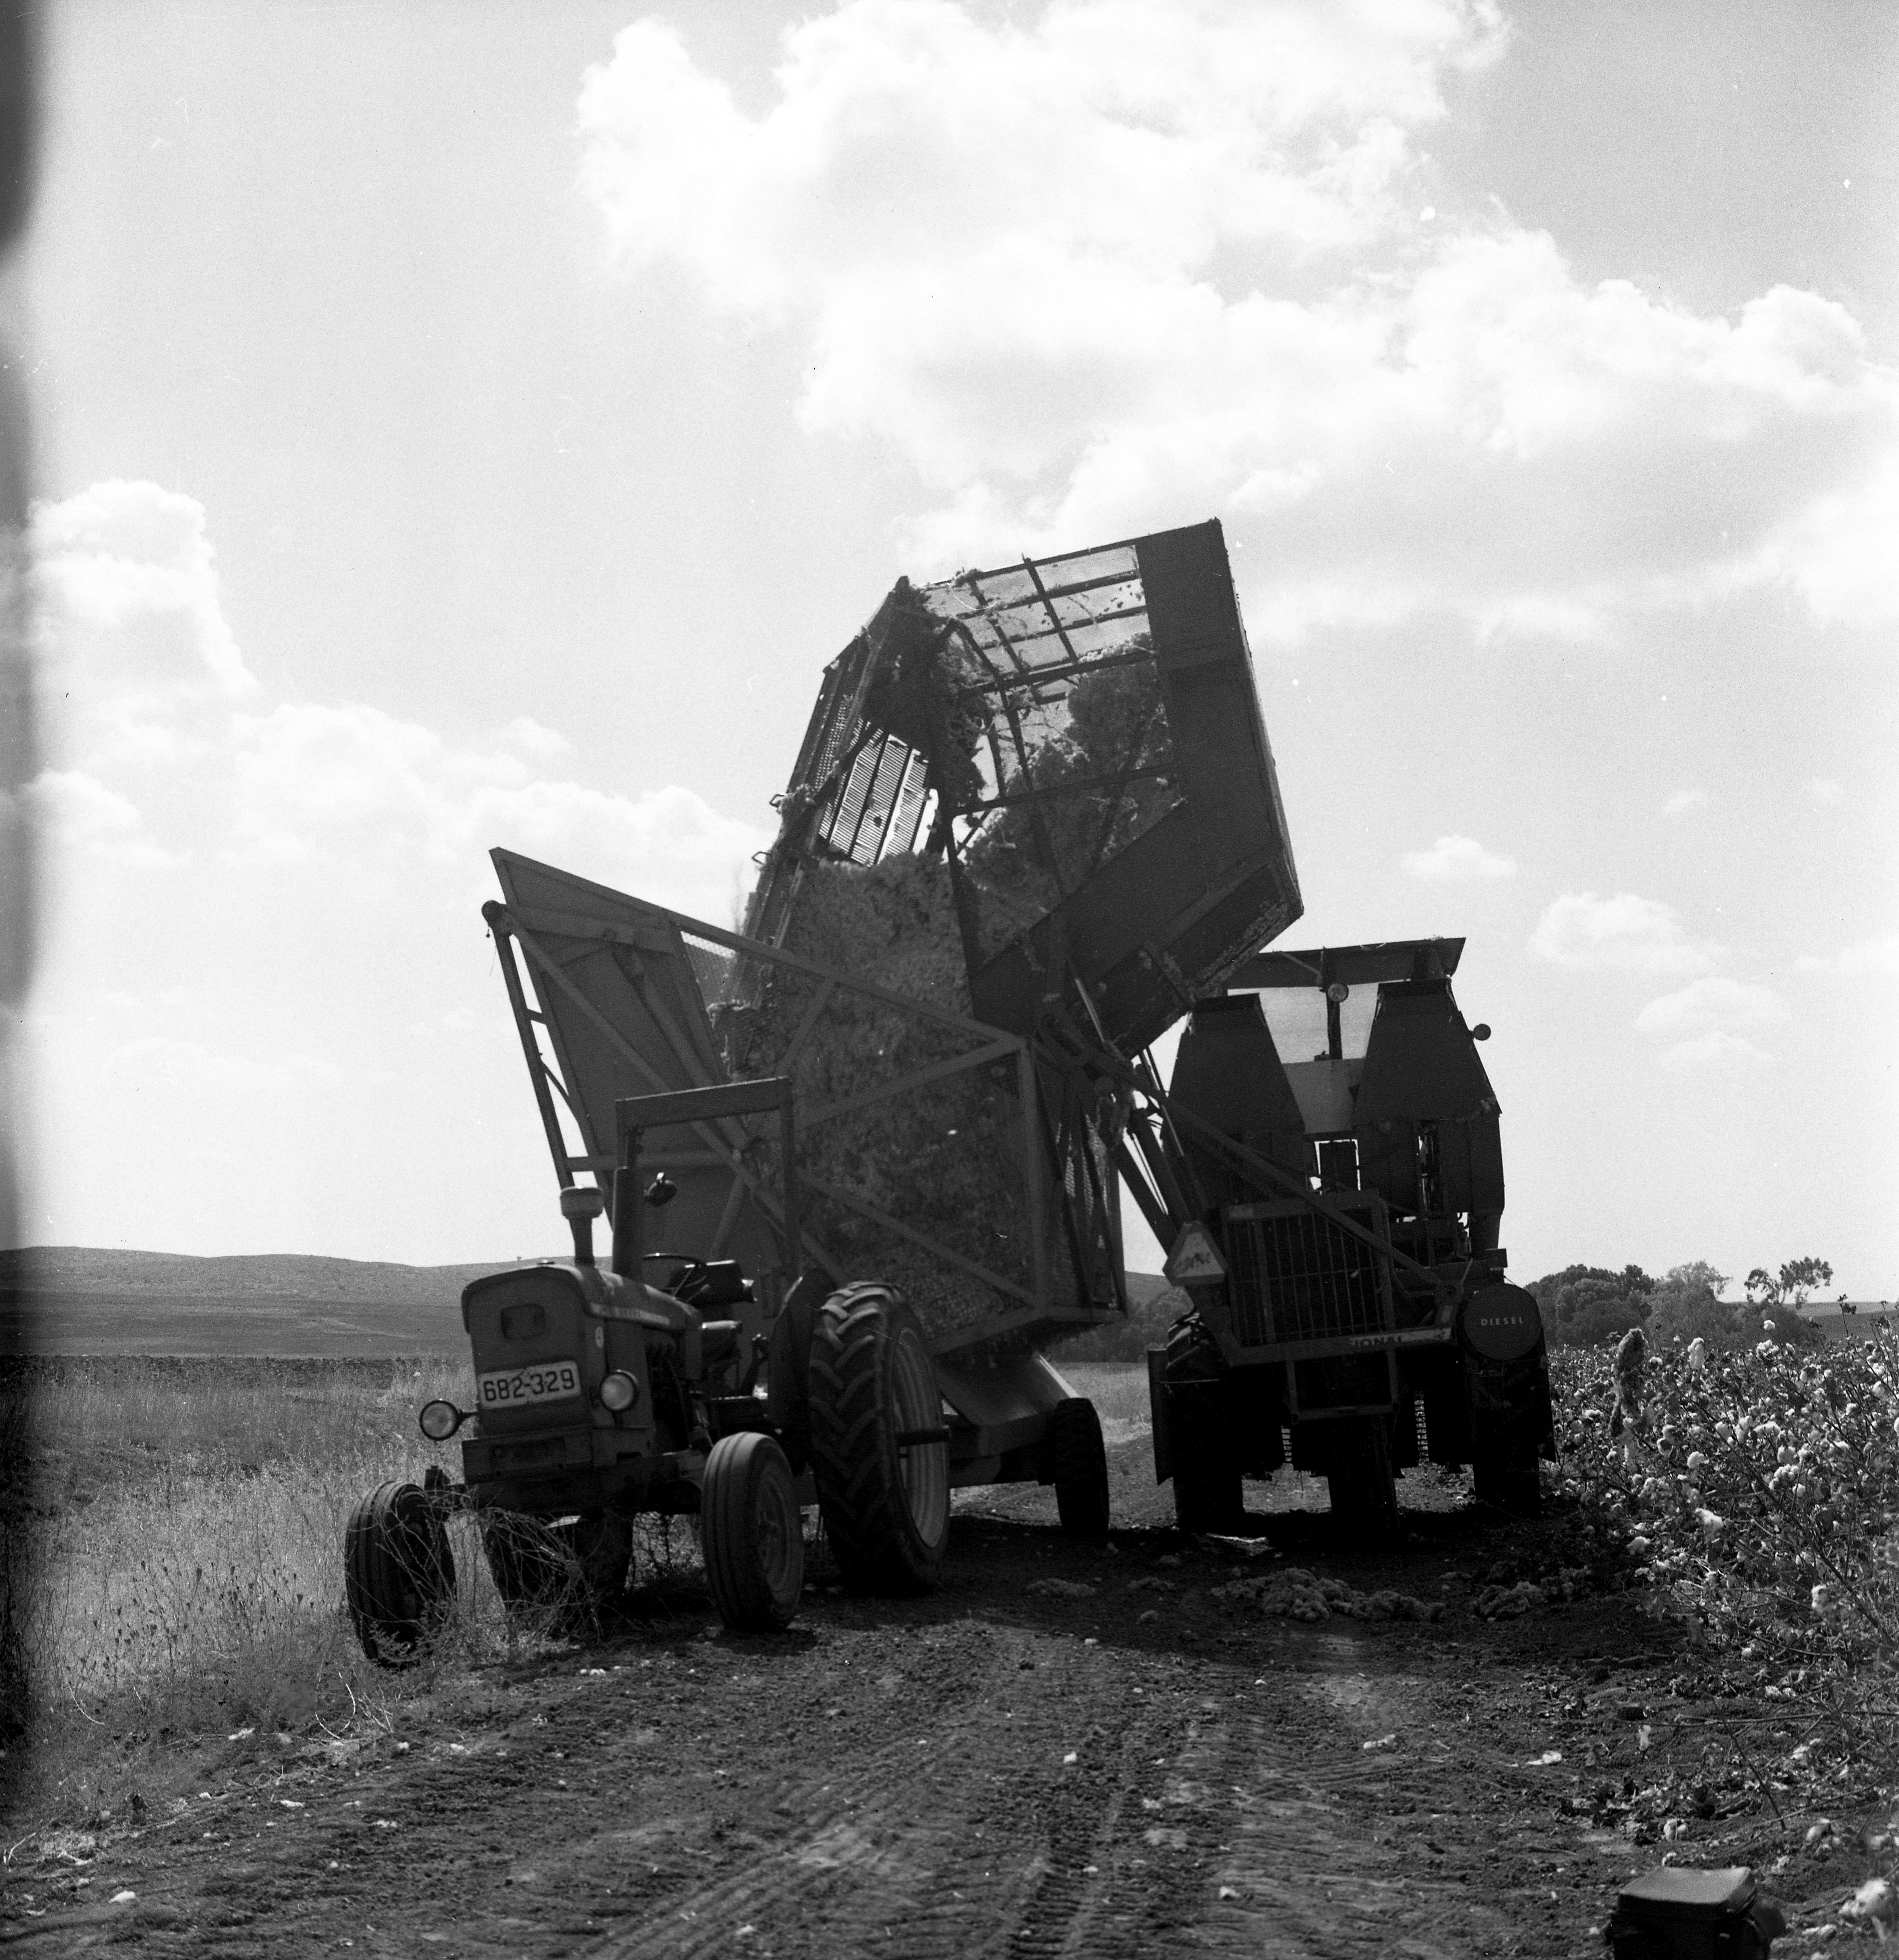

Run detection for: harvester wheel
[[807, 1283, 949, 1594], [1048, 1398, 1110, 1539], [701, 1431, 805, 1632], [1326, 1419, 1400, 1543], [1171, 1407, 1244, 1534], [344, 1480, 456, 1667], [1473, 1454, 1542, 1517], [1164, 1316, 1244, 1534]]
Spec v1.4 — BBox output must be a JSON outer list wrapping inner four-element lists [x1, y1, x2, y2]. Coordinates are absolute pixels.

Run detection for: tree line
[[1528, 1258, 1838, 1351]]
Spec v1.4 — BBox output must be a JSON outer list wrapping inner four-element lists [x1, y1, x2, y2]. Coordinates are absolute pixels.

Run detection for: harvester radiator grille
[[1224, 1199, 1392, 1350]]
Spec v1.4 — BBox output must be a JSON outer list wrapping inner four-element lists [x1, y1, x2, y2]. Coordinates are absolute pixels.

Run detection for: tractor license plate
[[477, 1360, 582, 1411]]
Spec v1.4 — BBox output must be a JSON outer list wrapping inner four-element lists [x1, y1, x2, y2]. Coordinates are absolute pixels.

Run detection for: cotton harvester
[[1147, 937, 1554, 1538], [341, 516, 1548, 1661]]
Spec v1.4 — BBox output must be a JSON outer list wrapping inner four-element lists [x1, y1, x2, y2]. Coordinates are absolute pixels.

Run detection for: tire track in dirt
[[1197, 1702, 1498, 1956], [587, 1620, 1255, 1960], [21, 1500, 1687, 1957], [609, 1630, 1171, 1960]]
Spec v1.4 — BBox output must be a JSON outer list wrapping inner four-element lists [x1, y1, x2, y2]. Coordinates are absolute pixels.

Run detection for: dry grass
[[1, 1355, 679, 1830], [1057, 1362, 1151, 1440], [3, 1351, 1141, 1827]]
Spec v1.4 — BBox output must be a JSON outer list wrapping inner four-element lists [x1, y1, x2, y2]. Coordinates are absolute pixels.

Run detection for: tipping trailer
[[342, 517, 1305, 1658], [1143, 939, 1555, 1536]]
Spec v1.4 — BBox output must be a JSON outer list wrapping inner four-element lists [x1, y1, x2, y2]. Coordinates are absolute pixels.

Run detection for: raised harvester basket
[[486, 518, 1299, 1370]]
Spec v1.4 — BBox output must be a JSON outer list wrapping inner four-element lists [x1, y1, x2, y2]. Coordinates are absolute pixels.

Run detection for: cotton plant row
[[1552, 1330, 1899, 1667]]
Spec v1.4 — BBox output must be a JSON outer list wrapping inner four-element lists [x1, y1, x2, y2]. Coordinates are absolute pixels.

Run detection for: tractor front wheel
[[701, 1431, 805, 1632], [345, 1481, 456, 1666], [807, 1283, 949, 1594], [1048, 1398, 1110, 1539]]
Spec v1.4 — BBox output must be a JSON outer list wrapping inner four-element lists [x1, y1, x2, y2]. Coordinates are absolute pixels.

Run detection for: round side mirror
[[1472, 1023, 1491, 1041], [645, 1171, 679, 1208]]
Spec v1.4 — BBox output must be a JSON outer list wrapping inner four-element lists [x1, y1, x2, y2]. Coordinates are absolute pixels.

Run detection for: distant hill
[[0, 1246, 554, 1357], [0, 1250, 1179, 1360]]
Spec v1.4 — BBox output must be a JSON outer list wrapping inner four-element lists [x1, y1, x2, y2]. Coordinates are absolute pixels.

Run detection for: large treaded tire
[[702, 1431, 805, 1632], [807, 1283, 949, 1595], [1172, 1409, 1244, 1533], [1166, 1317, 1244, 1534], [345, 1480, 455, 1667], [1048, 1398, 1110, 1539], [1472, 1455, 1542, 1517]]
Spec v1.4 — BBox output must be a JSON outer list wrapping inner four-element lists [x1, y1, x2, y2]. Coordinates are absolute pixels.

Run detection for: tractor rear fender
[[933, 1350, 1075, 1460]]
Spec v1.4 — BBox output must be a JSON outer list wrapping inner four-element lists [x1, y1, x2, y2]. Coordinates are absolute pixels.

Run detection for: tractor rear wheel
[[807, 1283, 949, 1595], [1048, 1398, 1110, 1539], [701, 1431, 805, 1632], [1326, 1419, 1400, 1543], [345, 1480, 455, 1666]]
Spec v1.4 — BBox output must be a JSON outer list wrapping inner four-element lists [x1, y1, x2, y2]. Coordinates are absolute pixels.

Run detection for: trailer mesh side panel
[[1225, 1203, 1390, 1349]]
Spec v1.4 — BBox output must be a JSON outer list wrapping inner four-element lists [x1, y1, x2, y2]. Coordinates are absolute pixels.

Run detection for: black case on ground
[[1606, 1866, 1785, 1960]]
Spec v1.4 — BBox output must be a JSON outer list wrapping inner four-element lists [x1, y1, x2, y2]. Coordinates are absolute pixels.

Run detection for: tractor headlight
[[598, 1370, 640, 1412], [418, 1399, 467, 1442]]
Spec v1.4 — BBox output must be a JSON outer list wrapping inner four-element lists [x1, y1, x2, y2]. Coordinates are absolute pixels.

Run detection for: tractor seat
[[663, 1259, 754, 1310]]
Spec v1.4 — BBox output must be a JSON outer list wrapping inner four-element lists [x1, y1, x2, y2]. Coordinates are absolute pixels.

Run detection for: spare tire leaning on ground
[[345, 1480, 456, 1666], [807, 1282, 951, 1594]]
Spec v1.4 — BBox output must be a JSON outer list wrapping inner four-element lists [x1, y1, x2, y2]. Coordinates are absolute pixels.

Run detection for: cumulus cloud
[[576, 0, 1899, 639], [1658, 1030, 1774, 1071], [495, 717, 573, 764], [27, 770, 185, 871], [1528, 892, 1718, 974], [32, 479, 260, 772], [222, 700, 763, 913], [1400, 833, 1515, 880], [30, 482, 769, 920], [1636, 977, 1789, 1070], [1635, 976, 1789, 1040], [1662, 788, 1708, 817], [1798, 933, 1899, 976]]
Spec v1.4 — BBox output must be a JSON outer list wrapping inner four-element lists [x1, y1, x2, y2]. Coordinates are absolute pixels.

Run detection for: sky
[[8, 0, 1897, 1294]]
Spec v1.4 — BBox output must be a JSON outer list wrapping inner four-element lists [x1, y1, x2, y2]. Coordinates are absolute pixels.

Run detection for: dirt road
[[4, 1441, 1834, 1957]]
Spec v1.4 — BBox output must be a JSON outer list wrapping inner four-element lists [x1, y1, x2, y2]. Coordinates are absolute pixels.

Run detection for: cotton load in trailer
[[342, 518, 1305, 1655]]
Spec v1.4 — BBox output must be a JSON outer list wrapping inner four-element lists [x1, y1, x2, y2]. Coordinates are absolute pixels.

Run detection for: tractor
[[345, 1073, 1109, 1658]]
